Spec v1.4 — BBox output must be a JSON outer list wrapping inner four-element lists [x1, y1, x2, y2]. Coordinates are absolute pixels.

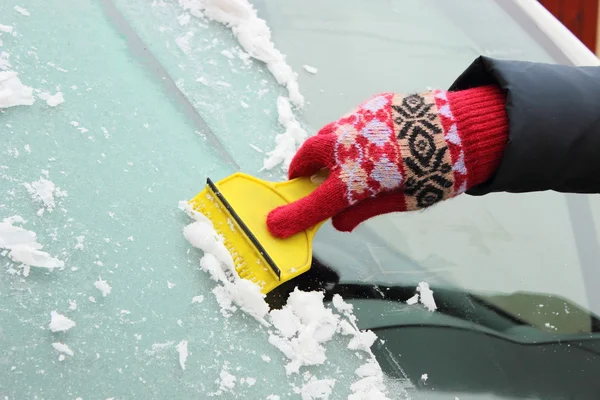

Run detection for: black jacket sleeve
[[449, 56, 600, 196]]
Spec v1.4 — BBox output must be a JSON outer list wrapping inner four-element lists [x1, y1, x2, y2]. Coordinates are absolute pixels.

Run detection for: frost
[[52, 342, 74, 357], [303, 65, 318, 74], [49, 311, 76, 332], [176, 340, 188, 370], [262, 96, 308, 171], [0, 71, 35, 108], [179, 0, 304, 107], [94, 277, 112, 297], [0, 216, 63, 270]]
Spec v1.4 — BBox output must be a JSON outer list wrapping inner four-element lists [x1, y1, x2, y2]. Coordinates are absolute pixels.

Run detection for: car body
[[1, 0, 599, 399]]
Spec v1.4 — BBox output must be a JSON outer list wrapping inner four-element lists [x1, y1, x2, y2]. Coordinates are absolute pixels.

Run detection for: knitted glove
[[267, 85, 508, 238]]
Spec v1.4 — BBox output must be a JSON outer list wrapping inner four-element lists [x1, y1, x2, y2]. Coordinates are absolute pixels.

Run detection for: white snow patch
[[68, 300, 77, 310], [179, 0, 304, 107], [406, 282, 437, 311], [417, 282, 437, 311], [421, 373, 428, 382], [94, 277, 112, 297], [52, 342, 74, 357], [0, 24, 14, 34], [74, 236, 85, 250], [0, 216, 63, 270], [176, 340, 189, 370], [301, 377, 335, 400], [14, 6, 30, 16], [49, 311, 76, 332], [38, 91, 64, 107], [214, 365, 236, 394], [241, 377, 256, 386], [262, 96, 308, 171], [0, 71, 35, 108], [303, 65, 318, 74], [167, 281, 176, 289], [24, 178, 65, 212], [192, 295, 204, 303]]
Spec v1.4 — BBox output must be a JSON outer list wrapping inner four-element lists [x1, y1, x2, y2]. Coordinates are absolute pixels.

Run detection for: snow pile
[[23, 178, 66, 214], [180, 201, 270, 326], [49, 311, 76, 332], [0, 216, 64, 272], [179, 0, 303, 107], [0, 71, 35, 108], [262, 96, 308, 171], [180, 203, 391, 398], [94, 277, 112, 297], [406, 282, 437, 312]]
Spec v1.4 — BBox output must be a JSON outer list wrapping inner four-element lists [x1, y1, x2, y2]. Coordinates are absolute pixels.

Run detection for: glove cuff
[[446, 85, 509, 188]]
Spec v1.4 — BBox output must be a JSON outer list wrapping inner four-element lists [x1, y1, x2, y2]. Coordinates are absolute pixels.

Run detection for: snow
[[180, 202, 392, 398], [217, 368, 236, 393], [191, 295, 204, 303], [0, 24, 13, 34], [406, 282, 437, 311], [0, 216, 63, 270], [303, 65, 318, 74], [421, 373, 428, 382], [49, 311, 76, 332], [0, 71, 35, 108], [262, 96, 308, 171], [94, 277, 112, 297], [417, 282, 437, 312], [300, 378, 335, 400], [23, 178, 66, 212], [176, 340, 189, 370], [38, 91, 64, 107], [52, 342, 74, 357], [14, 6, 30, 16], [167, 281, 176, 289], [180, 0, 304, 107]]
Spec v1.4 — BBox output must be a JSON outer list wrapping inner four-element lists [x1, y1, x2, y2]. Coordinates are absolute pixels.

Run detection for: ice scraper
[[188, 172, 326, 294]]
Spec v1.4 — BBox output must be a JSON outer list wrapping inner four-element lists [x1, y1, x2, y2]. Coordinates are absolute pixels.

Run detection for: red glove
[[267, 85, 508, 238]]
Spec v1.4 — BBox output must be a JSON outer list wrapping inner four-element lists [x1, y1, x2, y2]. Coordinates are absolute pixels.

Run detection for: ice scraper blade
[[188, 172, 327, 294]]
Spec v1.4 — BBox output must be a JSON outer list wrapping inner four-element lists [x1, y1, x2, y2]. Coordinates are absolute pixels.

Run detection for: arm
[[452, 56, 600, 195]]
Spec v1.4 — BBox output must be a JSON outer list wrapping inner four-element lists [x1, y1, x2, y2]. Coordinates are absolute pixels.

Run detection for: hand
[[267, 85, 508, 238]]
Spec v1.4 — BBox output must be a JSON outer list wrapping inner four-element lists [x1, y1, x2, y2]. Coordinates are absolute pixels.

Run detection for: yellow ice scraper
[[188, 172, 327, 294]]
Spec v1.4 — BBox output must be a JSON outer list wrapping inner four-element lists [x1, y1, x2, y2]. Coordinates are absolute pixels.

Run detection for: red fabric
[[267, 85, 509, 238]]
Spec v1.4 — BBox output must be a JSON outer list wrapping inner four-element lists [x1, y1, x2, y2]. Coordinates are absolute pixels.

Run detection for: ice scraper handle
[[266, 86, 510, 238]]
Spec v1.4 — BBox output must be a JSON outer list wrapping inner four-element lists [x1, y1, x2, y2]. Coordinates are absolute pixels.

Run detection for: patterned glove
[[267, 85, 508, 238]]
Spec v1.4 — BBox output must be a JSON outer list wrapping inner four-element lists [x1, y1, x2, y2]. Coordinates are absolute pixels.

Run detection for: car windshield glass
[[1, 0, 599, 399]]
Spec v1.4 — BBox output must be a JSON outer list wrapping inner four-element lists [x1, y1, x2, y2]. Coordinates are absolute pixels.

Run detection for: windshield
[[1, 0, 599, 399]]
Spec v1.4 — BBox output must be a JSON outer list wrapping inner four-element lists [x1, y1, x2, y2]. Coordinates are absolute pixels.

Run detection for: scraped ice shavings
[[49, 311, 76, 332], [94, 277, 112, 297], [406, 282, 437, 311], [180, 203, 391, 398], [179, 0, 303, 107], [52, 342, 74, 357], [303, 65, 318, 74], [300, 377, 335, 400], [38, 91, 64, 107], [176, 340, 188, 370], [0, 216, 63, 271], [23, 178, 66, 213], [0, 71, 34, 108], [262, 96, 308, 171]]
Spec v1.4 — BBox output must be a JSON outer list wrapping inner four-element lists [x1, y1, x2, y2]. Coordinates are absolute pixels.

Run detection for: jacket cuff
[[447, 85, 509, 188]]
